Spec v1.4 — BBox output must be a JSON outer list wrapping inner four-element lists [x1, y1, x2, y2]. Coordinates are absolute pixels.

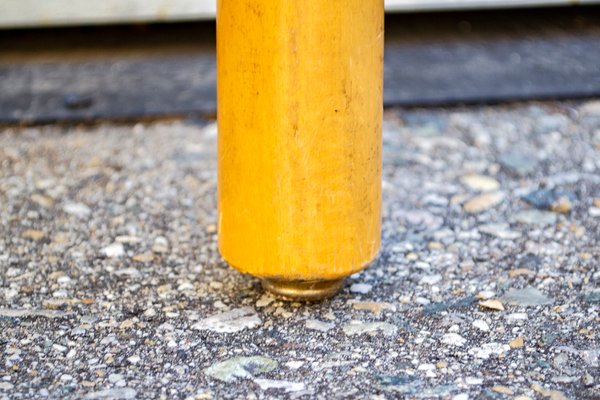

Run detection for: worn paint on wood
[[217, 1, 384, 282]]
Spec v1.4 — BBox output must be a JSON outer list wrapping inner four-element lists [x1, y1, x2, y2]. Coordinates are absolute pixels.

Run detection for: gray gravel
[[1, 100, 599, 399]]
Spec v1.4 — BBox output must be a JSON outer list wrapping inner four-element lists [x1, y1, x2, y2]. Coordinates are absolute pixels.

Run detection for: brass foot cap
[[262, 279, 344, 301]]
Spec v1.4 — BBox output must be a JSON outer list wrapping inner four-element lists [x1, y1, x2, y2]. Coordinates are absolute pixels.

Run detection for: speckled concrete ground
[[1, 100, 599, 400]]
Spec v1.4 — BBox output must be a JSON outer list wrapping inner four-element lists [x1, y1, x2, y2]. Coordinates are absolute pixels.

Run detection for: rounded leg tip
[[262, 278, 345, 301]]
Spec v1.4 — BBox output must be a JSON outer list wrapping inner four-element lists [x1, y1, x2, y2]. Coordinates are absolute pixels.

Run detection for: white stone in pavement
[[442, 333, 467, 347], [192, 307, 261, 333]]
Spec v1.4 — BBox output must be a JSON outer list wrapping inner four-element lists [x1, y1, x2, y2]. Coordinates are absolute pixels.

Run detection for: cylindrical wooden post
[[217, 1, 384, 300]]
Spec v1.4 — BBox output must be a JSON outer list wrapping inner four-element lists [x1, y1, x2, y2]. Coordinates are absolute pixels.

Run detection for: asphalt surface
[[1, 100, 599, 399]]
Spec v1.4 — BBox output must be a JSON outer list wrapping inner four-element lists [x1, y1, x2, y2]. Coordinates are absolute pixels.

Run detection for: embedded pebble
[[508, 268, 535, 278], [349, 283, 373, 294], [285, 360, 304, 370], [52, 343, 67, 353], [415, 297, 431, 305], [478, 223, 522, 240], [113, 268, 141, 277], [509, 336, 524, 348], [521, 188, 574, 213], [452, 394, 469, 400], [492, 385, 513, 395], [115, 235, 142, 244], [420, 274, 442, 285], [254, 379, 306, 393], [505, 313, 529, 322], [63, 202, 91, 218], [418, 363, 437, 378], [351, 301, 396, 316], [463, 192, 505, 213], [465, 377, 483, 385], [397, 209, 444, 229], [101, 243, 125, 258], [83, 388, 137, 399], [479, 300, 505, 311], [461, 174, 500, 192], [472, 319, 490, 332], [553, 353, 569, 369], [442, 333, 467, 347], [476, 291, 496, 300], [151, 237, 169, 254], [305, 319, 335, 332], [108, 373, 124, 384], [192, 307, 261, 333], [531, 383, 569, 400], [469, 343, 510, 359], [0, 309, 72, 318], [132, 252, 154, 263], [204, 356, 278, 382], [342, 321, 397, 337], [127, 355, 140, 365], [31, 193, 54, 208], [513, 210, 558, 226], [256, 294, 275, 308], [581, 291, 600, 304], [22, 229, 48, 241], [502, 287, 553, 306], [499, 152, 538, 176], [177, 281, 194, 291]]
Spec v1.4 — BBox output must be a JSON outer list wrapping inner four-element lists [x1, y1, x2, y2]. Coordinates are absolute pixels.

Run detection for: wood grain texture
[[217, 0, 384, 281]]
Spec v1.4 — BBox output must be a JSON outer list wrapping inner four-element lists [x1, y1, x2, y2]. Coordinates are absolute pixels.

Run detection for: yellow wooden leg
[[217, 1, 384, 300]]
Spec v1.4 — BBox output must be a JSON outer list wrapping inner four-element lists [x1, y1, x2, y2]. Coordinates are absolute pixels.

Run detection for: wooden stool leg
[[217, 1, 384, 300]]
